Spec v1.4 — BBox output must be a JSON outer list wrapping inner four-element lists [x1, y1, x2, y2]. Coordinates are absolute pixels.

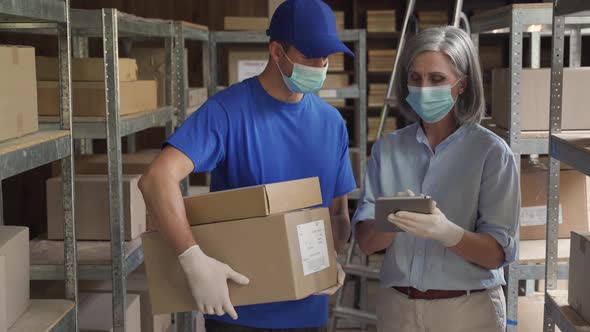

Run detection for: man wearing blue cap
[[139, 0, 356, 330]]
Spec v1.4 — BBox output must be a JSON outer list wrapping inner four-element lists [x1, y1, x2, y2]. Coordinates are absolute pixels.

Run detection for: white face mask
[[276, 48, 329, 93]]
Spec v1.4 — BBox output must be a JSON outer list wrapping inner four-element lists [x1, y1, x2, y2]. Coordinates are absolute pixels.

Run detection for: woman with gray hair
[[352, 26, 519, 332]]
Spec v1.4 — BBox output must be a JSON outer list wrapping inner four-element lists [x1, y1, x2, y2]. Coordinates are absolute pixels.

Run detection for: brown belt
[[393, 286, 486, 300]]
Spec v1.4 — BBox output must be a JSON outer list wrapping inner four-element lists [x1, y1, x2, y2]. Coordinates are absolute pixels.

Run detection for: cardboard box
[[187, 87, 208, 107], [37, 80, 157, 117], [324, 74, 349, 89], [0, 45, 38, 142], [418, 11, 448, 29], [183, 177, 322, 226], [79, 293, 141, 332], [130, 48, 188, 107], [492, 68, 590, 131], [569, 231, 590, 324], [228, 50, 268, 85], [142, 208, 337, 314], [367, 10, 396, 33], [519, 160, 590, 240], [368, 116, 397, 141], [0, 226, 29, 330], [36, 56, 138, 82], [224, 16, 269, 31], [78, 272, 171, 332], [46, 175, 146, 241], [328, 53, 345, 72]]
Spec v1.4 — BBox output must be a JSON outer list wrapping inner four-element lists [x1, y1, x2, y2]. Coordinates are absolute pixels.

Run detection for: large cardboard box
[[0, 45, 38, 142], [569, 231, 590, 324], [224, 16, 269, 31], [519, 160, 589, 240], [183, 177, 322, 225], [79, 293, 141, 332], [78, 271, 171, 332], [0, 226, 29, 330], [46, 175, 146, 240], [228, 50, 268, 85], [37, 80, 157, 117], [129, 48, 188, 107], [142, 208, 337, 314], [36, 56, 138, 82], [492, 68, 590, 131]]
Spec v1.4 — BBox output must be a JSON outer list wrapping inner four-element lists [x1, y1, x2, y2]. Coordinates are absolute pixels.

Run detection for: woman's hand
[[388, 206, 464, 247]]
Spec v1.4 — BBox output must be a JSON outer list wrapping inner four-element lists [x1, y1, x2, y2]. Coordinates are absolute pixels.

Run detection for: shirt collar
[[414, 122, 472, 153]]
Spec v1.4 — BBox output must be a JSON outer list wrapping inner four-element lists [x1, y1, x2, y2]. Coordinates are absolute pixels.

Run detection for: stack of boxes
[[45, 150, 172, 332], [368, 116, 397, 142], [368, 83, 388, 108], [368, 49, 396, 73], [328, 53, 345, 72], [324, 73, 349, 108], [367, 10, 396, 33], [142, 177, 338, 313], [36, 56, 157, 117]]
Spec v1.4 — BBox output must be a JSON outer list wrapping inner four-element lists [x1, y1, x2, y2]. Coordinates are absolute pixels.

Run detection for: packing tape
[[16, 112, 24, 136], [11, 47, 19, 65], [507, 319, 518, 326]]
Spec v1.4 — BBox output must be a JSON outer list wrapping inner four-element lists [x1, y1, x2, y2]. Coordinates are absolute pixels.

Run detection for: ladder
[[329, 1, 468, 330]]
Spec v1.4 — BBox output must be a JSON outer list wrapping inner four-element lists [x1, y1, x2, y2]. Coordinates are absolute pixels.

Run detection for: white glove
[[395, 189, 415, 197], [315, 262, 345, 295], [387, 206, 464, 247], [178, 245, 250, 319]]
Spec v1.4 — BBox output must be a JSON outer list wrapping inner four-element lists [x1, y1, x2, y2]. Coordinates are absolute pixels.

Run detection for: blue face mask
[[405, 78, 463, 124], [277, 49, 329, 94]]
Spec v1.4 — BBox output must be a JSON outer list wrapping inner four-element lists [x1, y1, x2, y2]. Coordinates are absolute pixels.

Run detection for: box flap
[[184, 185, 268, 225], [264, 177, 323, 215]]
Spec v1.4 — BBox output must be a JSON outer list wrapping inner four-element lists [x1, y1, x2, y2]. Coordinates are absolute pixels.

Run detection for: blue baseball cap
[[266, 0, 354, 58]]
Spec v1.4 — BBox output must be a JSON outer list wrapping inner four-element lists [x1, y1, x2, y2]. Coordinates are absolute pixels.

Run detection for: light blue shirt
[[352, 122, 520, 291]]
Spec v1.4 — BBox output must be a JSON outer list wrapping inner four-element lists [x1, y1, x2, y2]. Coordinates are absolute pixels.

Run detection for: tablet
[[375, 195, 435, 232]]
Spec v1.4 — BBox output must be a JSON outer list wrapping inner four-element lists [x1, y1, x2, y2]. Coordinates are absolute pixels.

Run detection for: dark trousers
[[205, 319, 327, 332]]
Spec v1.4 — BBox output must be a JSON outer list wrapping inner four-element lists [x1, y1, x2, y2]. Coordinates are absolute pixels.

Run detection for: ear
[[268, 41, 283, 64], [459, 76, 468, 94]]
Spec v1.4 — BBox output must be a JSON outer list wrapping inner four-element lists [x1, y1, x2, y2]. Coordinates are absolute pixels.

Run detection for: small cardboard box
[[79, 293, 141, 332], [0, 45, 38, 142], [519, 160, 590, 240], [183, 177, 322, 226], [569, 231, 590, 324], [0, 226, 29, 330], [37, 80, 157, 117], [492, 68, 590, 131], [224, 16, 269, 31], [36, 56, 138, 82], [142, 208, 337, 314], [46, 175, 146, 241]]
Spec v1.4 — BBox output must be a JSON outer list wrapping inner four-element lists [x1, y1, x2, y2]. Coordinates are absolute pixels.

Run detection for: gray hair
[[393, 26, 485, 125]]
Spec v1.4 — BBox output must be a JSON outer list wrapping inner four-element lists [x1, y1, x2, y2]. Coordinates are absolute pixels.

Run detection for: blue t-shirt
[[165, 77, 356, 329]]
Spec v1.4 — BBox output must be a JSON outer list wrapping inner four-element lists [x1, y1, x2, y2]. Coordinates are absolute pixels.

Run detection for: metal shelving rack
[[207, 30, 367, 200], [28, 8, 176, 332], [0, 0, 78, 331], [469, 4, 590, 330], [544, 1, 590, 331], [170, 20, 210, 332]]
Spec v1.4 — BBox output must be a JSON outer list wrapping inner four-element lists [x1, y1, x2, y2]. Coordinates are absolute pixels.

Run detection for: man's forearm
[[331, 213, 351, 253], [139, 172, 196, 255], [448, 232, 505, 270]]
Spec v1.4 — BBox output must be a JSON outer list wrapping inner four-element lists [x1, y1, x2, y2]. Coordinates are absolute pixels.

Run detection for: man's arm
[[329, 195, 351, 254], [139, 146, 195, 255]]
